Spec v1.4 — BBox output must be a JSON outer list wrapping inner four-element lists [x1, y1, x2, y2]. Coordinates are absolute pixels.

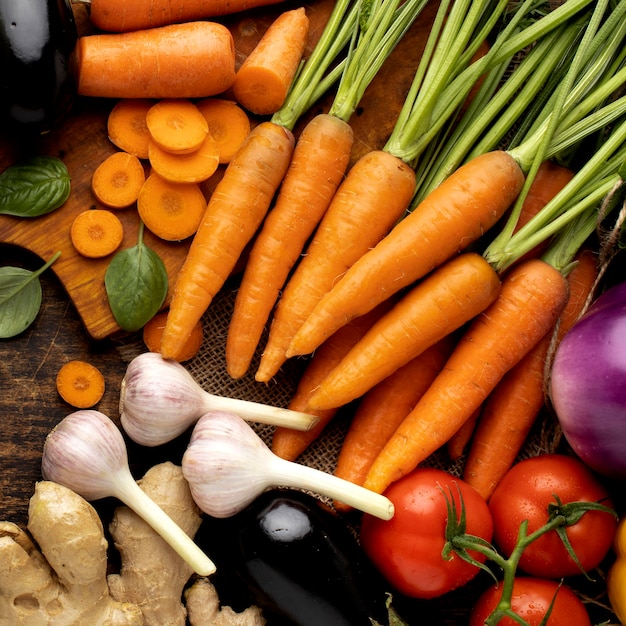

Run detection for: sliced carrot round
[[143, 310, 204, 362], [148, 133, 220, 183], [107, 98, 155, 159], [70, 209, 124, 258], [56, 360, 106, 408], [91, 151, 146, 209], [138, 173, 207, 241], [146, 98, 209, 155]]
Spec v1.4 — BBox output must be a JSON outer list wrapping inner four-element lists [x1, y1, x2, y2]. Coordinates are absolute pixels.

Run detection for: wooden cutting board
[[0, 0, 437, 340]]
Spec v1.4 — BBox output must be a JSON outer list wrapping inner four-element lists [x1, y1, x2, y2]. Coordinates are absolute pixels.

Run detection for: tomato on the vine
[[489, 454, 616, 578], [359, 467, 493, 599], [469, 577, 591, 626]]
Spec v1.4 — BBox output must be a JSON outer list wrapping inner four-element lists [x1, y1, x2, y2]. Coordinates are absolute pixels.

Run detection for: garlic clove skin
[[182, 411, 395, 521], [120, 353, 207, 446], [120, 353, 318, 448], [182, 410, 274, 518]]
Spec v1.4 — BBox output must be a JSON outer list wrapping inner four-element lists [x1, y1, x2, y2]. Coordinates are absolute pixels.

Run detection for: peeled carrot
[[287, 150, 526, 359], [91, 151, 146, 209], [70, 209, 124, 258], [77, 22, 236, 99], [148, 134, 220, 183], [160, 121, 295, 361], [255, 150, 417, 383], [307, 253, 502, 410], [233, 8, 310, 116], [56, 360, 106, 409], [89, 0, 286, 33], [107, 98, 155, 159], [137, 174, 207, 241], [226, 114, 354, 379], [271, 301, 394, 462], [146, 99, 209, 155], [362, 258, 570, 495], [143, 310, 204, 362], [195, 98, 251, 164], [333, 338, 454, 512], [463, 249, 598, 499]]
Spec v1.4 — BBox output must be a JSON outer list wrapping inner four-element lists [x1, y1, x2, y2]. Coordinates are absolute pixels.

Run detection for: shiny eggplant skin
[[197, 489, 389, 626], [0, 0, 78, 137]]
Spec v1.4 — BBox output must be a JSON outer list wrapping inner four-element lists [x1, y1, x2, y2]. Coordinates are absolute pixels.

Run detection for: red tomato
[[489, 454, 616, 578], [469, 577, 591, 626], [359, 468, 493, 599]]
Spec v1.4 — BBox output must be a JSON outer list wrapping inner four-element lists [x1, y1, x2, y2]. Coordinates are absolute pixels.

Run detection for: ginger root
[[0, 481, 143, 625]]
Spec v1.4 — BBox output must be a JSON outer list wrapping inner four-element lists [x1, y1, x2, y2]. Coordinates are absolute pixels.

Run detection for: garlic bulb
[[120, 352, 318, 446], [181, 410, 395, 521], [41, 409, 216, 576]]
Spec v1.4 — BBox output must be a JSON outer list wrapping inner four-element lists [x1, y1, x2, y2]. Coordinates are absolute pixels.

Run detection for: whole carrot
[[160, 122, 294, 361], [307, 252, 502, 410], [362, 258, 569, 495], [271, 301, 394, 462], [89, 0, 286, 32], [255, 149, 417, 383], [333, 337, 454, 512], [226, 114, 354, 379], [233, 7, 310, 116], [77, 22, 236, 99], [287, 150, 525, 359], [463, 249, 598, 499]]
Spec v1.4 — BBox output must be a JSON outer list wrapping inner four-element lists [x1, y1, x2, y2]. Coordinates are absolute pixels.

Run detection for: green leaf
[[0, 156, 71, 217], [105, 224, 168, 332], [0, 252, 61, 338]]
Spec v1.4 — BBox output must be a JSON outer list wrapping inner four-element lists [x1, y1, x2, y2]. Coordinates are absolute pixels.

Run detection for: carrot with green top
[[333, 337, 454, 512], [226, 0, 429, 379]]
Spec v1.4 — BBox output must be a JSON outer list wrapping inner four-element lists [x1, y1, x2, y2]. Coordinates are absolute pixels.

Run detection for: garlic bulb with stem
[[120, 352, 318, 446], [181, 410, 395, 521], [41, 409, 216, 577]]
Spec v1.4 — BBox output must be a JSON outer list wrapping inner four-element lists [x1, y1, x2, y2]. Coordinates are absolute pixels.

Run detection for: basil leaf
[[0, 156, 71, 217], [0, 252, 61, 338], [105, 223, 168, 332]]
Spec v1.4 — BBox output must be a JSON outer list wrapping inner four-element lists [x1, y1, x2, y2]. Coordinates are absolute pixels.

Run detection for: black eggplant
[[0, 0, 78, 137], [197, 489, 389, 626]]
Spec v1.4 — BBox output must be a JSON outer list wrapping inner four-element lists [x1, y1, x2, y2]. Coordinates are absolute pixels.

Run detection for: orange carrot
[[271, 301, 394, 462], [195, 98, 251, 164], [307, 253, 502, 410], [148, 133, 220, 183], [287, 150, 526, 358], [56, 360, 106, 409], [145, 99, 209, 155], [137, 173, 207, 241], [77, 22, 236, 99], [70, 209, 124, 258], [107, 98, 155, 159], [446, 407, 481, 461], [255, 150, 417, 383], [226, 114, 354, 379], [463, 249, 598, 499], [91, 151, 146, 209], [143, 310, 204, 362], [89, 0, 286, 33], [362, 258, 569, 495], [160, 121, 295, 361], [333, 337, 454, 512], [233, 8, 310, 116]]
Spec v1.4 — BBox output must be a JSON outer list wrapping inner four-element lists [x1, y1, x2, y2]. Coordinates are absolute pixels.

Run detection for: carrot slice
[[91, 151, 146, 209], [143, 310, 204, 362], [107, 98, 155, 159], [148, 134, 220, 183], [137, 173, 207, 241], [56, 360, 106, 408], [146, 98, 209, 155], [70, 209, 124, 258], [195, 98, 251, 164]]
